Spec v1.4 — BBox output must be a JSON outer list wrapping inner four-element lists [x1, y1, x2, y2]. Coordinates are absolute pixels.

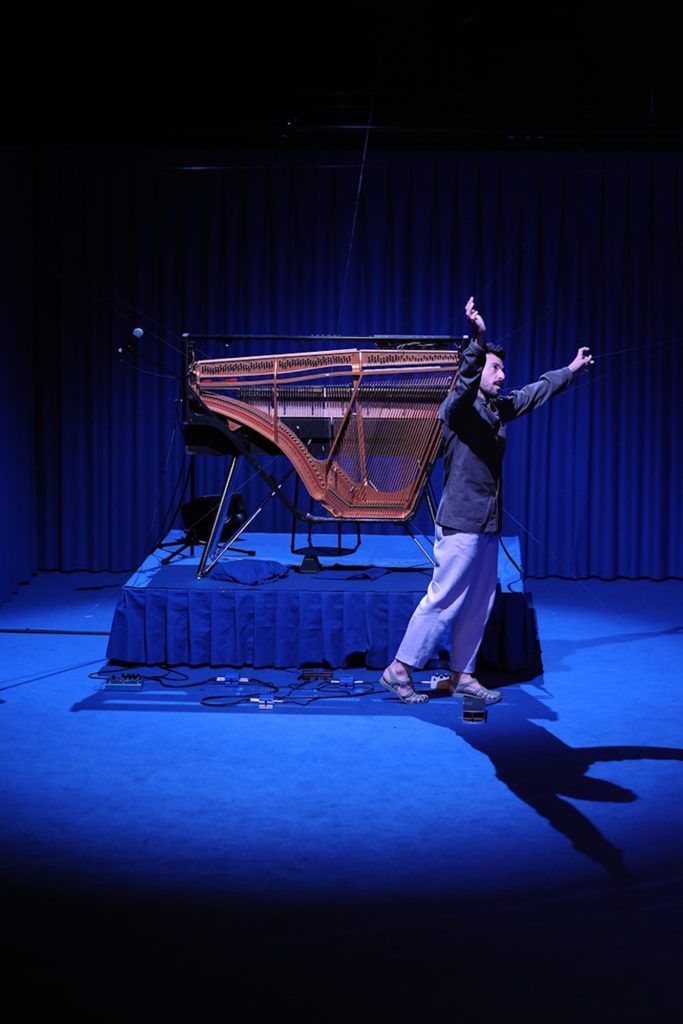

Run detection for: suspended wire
[[116, 354, 178, 381], [48, 262, 189, 361], [336, 113, 373, 334], [501, 506, 648, 614]]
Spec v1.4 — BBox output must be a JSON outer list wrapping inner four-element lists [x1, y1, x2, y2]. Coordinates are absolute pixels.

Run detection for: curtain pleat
[[0, 149, 37, 606]]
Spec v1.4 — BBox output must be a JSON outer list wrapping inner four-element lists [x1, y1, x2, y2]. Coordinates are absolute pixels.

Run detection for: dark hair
[[484, 342, 505, 360]]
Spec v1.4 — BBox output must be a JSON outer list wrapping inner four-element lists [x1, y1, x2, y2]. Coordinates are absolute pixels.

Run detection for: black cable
[[146, 423, 193, 555], [86, 665, 425, 707], [498, 534, 524, 590]]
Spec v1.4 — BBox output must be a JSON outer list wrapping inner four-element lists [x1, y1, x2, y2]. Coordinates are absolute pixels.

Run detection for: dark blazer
[[436, 341, 573, 533]]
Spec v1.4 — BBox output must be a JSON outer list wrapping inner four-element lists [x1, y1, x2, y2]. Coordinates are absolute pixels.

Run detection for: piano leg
[[194, 457, 252, 576], [196, 463, 296, 579], [424, 481, 438, 524]]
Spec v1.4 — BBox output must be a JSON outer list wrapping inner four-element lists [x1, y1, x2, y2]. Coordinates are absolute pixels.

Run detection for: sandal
[[452, 679, 502, 704], [379, 668, 429, 705]]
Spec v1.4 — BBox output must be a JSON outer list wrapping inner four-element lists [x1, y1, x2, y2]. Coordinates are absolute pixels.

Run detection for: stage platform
[[106, 531, 543, 676]]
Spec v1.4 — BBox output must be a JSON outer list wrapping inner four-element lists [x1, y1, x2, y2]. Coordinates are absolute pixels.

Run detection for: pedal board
[[102, 673, 144, 691]]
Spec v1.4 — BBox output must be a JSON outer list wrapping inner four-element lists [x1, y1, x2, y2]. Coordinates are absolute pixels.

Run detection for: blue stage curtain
[[0, 149, 37, 606], [12, 146, 683, 583]]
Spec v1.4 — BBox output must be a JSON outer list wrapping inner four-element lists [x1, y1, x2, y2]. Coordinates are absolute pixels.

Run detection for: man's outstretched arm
[[502, 345, 595, 420]]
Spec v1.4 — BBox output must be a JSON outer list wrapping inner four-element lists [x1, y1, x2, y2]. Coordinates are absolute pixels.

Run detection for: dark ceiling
[[16, 4, 683, 152], [217, 5, 683, 152]]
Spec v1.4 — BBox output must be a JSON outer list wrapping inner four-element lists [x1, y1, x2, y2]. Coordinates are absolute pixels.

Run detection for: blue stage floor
[[1, 561, 682, 1020]]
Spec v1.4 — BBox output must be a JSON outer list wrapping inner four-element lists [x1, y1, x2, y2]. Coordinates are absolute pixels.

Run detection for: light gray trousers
[[395, 526, 499, 673]]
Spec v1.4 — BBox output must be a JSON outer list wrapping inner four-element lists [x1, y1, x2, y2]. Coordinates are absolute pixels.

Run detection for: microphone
[[117, 327, 144, 354]]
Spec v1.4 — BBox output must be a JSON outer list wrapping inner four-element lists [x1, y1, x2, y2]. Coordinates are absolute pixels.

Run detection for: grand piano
[[182, 334, 463, 576]]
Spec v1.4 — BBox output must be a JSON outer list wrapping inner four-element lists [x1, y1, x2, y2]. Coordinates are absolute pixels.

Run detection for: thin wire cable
[[336, 114, 373, 334]]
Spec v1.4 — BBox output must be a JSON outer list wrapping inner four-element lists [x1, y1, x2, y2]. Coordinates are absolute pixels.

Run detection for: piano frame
[[181, 334, 463, 577]]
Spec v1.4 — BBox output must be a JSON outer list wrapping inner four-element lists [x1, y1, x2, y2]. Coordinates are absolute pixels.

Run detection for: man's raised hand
[[465, 296, 486, 336], [568, 347, 595, 375]]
